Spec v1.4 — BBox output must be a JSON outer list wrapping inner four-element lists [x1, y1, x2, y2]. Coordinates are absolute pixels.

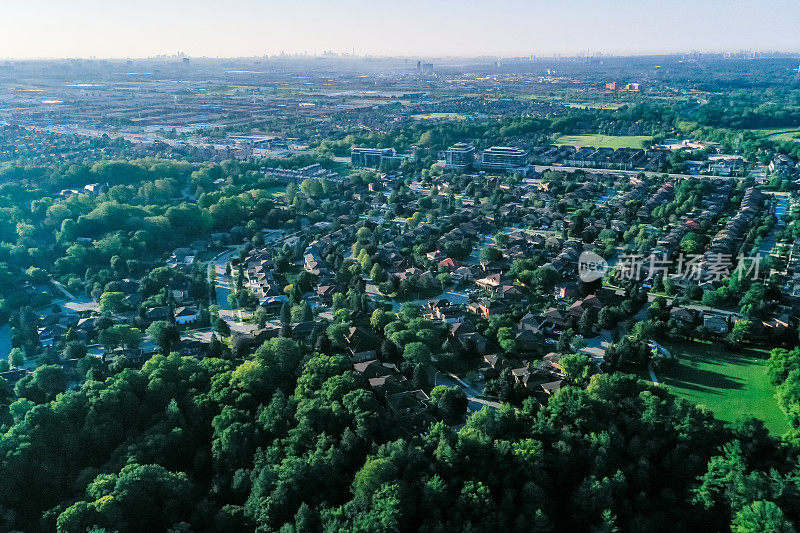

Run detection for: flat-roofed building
[[478, 146, 528, 171], [351, 147, 410, 168], [444, 142, 475, 170]]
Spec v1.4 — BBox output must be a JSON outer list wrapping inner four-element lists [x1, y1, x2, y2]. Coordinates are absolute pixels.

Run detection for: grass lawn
[[769, 131, 800, 143], [263, 184, 286, 197], [750, 127, 800, 142], [655, 341, 789, 435], [554, 134, 652, 149], [565, 102, 627, 110], [411, 112, 474, 120]]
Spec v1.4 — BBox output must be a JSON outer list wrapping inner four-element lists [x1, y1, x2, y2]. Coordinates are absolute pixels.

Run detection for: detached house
[[476, 273, 503, 291], [174, 306, 199, 325], [543, 307, 570, 329], [347, 326, 381, 363], [450, 322, 487, 355], [468, 298, 508, 317]]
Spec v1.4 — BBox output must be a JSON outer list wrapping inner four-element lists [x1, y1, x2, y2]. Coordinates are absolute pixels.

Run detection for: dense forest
[[0, 335, 796, 531]]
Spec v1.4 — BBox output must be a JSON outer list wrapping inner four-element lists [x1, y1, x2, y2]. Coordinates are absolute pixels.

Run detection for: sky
[[1, 0, 799, 59]]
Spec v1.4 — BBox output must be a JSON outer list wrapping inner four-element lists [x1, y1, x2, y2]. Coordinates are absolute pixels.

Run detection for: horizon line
[[2, 49, 800, 62]]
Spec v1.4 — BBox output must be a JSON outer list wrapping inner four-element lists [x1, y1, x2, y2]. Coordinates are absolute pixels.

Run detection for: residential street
[[210, 246, 257, 335]]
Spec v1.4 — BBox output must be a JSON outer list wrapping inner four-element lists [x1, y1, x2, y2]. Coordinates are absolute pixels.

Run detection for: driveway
[[433, 370, 501, 412], [579, 329, 613, 364]]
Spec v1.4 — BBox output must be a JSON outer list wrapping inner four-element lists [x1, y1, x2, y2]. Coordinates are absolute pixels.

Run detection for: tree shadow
[[663, 365, 746, 391]]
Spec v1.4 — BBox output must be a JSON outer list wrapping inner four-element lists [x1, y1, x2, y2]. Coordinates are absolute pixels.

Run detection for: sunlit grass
[[656, 340, 789, 435], [554, 134, 652, 149]]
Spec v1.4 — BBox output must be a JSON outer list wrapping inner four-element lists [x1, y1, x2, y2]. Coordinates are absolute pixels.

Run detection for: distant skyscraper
[[416, 61, 434, 75]]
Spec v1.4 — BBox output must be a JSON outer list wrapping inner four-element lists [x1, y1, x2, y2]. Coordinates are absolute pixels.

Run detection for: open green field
[[411, 112, 474, 120], [565, 102, 627, 110], [657, 341, 788, 435], [768, 130, 800, 143], [750, 127, 800, 142], [264, 184, 286, 197], [554, 134, 652, 149]]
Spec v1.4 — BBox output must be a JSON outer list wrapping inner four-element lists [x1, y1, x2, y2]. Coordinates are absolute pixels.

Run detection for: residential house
[[39, 324, 68, 347], [482, 353, 507, 371], [174, 306, 199, 325], [670, 307, 698, 325], [261, 295, 289, 316], [468, 298, 507, 317], [543, 307, 570, 329], [347, 326, 381, 363], [516, 328, 544, 352], [145, 306, 171, 322], [703, 313, 731, 334]]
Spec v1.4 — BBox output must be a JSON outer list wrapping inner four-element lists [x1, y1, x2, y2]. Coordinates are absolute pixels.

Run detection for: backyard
[[655, 341, 789, 435]]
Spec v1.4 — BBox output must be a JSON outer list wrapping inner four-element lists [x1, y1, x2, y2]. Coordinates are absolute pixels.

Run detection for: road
[[51, 280, 98, 313], [209, 246, 257, 335], [757, 192, 789, 257], [0, 324, 11, 362], [579, 329, 613, 364], [207, 229, 301, 336]]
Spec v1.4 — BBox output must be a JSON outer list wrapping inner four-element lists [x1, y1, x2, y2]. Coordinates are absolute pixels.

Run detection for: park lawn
[[769, 130, 800, 143], [263, 184, 286, 197], [554, 134, 652, 149], [565, 102, 627, 110], [750, 127, 800, 141], [411, 112, 474, 120], [657, 341, 789, 435]]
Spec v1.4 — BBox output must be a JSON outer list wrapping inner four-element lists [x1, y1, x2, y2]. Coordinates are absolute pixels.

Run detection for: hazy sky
[[2, 0, 799, 59]]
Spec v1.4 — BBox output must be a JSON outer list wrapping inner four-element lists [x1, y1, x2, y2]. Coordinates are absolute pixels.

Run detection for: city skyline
[[2, 0, 800, 59]]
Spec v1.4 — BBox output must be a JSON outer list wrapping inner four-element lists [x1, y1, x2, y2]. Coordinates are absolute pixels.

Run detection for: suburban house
[[347, 326, 381, 363], [468, 298, 508, 317], [703, 313, 731, 334], [476, 273, 502, 291], [174, 306, 200, 325], [543, 307, 570, 329]]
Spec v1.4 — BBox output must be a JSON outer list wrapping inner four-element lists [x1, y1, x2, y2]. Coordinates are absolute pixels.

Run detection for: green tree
[[146, 321, 180, 354], [403, 342, 432, 366], [560, 352, 597, 386], [99, 291, 126, 314], [480, 246, 504, 264], [430, 385, 468, 423], [14, 364, 66, 403], [8, 347, 25, 368], [731, 501, 795, 533], [497, 327, 517, 353]]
